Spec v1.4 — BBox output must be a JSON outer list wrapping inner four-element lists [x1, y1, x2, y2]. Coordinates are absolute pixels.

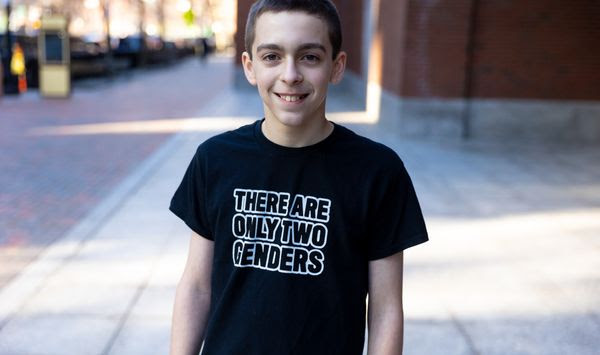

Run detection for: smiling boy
[[169, 1, 428, 355]]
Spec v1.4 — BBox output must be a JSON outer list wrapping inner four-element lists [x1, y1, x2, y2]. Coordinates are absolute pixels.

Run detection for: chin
[[271, 113, 315, 128], [278, 115, 306, 126], [266, 106, 324, 128]]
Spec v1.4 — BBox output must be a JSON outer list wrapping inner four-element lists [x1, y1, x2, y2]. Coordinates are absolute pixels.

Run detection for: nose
[[280, 58, 303, 85]]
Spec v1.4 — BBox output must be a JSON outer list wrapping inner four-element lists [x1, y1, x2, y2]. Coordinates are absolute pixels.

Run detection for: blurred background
[[0, 0, 235, 88], [0, 1, 599, 354]]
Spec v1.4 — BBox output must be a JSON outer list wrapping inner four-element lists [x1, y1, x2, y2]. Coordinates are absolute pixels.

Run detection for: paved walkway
[[0, 62, 599, 354], [0, 56, 233, 289]]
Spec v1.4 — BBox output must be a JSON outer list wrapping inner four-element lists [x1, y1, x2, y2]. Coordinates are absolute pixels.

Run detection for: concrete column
[[365, 0, 410, 127]]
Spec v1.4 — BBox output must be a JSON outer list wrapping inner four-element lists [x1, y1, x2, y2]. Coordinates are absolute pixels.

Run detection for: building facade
[[235, 0, 600, 143]]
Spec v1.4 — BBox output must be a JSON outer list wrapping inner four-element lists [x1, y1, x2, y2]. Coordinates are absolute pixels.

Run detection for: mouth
[[275, 93, 309, 103]]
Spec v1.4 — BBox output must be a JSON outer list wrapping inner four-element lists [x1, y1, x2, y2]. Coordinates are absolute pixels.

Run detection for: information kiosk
[[38, 16, 70, 98]]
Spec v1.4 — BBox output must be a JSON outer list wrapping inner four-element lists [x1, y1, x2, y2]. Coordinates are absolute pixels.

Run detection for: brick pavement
[[0, 56, 233, 289]]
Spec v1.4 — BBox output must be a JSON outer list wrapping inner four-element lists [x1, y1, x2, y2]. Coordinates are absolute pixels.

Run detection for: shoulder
[[333, 124, 405, 170], [194, 120, 258, 158]]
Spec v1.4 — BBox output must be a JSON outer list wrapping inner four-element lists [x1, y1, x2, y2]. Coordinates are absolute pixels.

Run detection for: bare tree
[[137, 0, 147, 66], [101, 0, 113, 74], [157, 0, 165, 40]]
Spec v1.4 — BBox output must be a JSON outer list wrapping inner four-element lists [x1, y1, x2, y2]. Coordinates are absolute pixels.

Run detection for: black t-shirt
[[170, 119, 428, 355]]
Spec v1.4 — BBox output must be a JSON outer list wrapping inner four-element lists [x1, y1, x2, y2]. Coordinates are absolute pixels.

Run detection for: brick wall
[[332, 0, 364, 76], [394, 0, 600, 100], [401, 0, 471, 98], [471, 0, 600, 100], [236, 1, 600, 101], [377, 0, 411, 96]]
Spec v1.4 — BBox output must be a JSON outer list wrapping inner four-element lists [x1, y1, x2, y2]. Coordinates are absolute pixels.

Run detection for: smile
[[275, 93, 309, 102]]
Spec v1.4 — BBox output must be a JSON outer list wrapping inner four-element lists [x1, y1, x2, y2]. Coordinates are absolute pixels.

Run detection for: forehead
[[253, 11, 331, 53]]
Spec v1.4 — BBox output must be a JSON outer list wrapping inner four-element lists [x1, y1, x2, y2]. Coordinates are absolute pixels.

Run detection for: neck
[[262, 116, 334, 148]]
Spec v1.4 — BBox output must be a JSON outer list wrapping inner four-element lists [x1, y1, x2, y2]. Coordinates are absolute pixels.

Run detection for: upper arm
[[368, 251, 404, 311], [179, 232, 214, 292]]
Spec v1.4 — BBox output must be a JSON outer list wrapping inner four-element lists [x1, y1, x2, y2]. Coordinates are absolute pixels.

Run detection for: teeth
[[280, 95, 303, 102]]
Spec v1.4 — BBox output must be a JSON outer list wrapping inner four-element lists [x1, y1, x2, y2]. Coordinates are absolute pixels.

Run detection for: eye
[[262, 53, 280, 62], [301, 54, 320, 63]]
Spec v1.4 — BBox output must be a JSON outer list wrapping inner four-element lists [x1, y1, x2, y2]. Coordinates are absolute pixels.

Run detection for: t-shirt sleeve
[[367, 159, 428, 260], [169, 146, 213, 240]]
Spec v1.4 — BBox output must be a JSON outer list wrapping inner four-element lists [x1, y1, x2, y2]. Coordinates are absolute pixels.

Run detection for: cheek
[[307, 74, 331, 91], [255, 77, 274, 99], [254, 71, 277, 90], [305, 66, 333, 87]]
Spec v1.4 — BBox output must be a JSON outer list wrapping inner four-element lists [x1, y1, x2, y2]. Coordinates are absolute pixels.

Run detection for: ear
[[242, 51, 257, 86], [330, 51, 347, 84]]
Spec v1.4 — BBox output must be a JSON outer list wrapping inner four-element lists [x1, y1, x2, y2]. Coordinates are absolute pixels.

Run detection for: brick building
[[235, 0, 600, 143]]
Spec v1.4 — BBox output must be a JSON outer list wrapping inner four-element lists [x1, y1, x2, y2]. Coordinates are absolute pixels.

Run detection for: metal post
[[462, 0, 480, 140], [2, 0, 17, 94], [102, 0, 114, 76]]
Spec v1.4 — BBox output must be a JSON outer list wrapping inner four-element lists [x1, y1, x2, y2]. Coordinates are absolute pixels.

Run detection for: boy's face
[[242, 11, 346, 130]]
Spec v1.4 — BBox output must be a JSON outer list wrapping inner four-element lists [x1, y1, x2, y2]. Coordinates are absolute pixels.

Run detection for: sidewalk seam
[[100, 229, 175, 355], [448, 309, 482, 355]]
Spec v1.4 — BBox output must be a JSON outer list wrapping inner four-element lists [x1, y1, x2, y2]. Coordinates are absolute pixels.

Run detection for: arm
[[170, 232, 214, 355], [367, 251, 404, 355]]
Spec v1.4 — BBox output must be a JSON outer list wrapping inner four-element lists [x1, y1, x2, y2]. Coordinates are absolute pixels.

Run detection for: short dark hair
[[244, 0, 342, 59]]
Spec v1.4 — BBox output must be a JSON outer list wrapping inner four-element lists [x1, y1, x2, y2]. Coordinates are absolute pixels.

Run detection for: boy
[[169, 1, 428, 354]]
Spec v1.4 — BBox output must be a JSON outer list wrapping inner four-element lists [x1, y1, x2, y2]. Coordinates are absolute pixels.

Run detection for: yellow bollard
[[10, 43, 26, 76], [10, 43, 27, 93]]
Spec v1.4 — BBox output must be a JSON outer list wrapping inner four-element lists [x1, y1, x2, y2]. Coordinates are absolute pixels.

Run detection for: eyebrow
[[255, 43, 327, 53]]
